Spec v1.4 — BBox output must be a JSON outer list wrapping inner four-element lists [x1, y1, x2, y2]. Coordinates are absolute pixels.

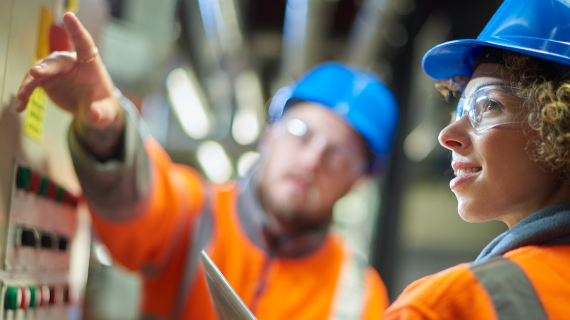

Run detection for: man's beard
[[258, 175, 327, 236]]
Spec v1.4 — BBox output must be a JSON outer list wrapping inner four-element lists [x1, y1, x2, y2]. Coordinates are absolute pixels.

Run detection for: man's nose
[[298, 139, 327, 171]]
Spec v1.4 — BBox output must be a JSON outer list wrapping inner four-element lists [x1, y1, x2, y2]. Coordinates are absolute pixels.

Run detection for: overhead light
[[197, 141, 233, 182], [232, 110, 260, 145], [237, 151, 260, 177], [404, 119, 439, 162], [198, 0, 244, 54], [166, 68, 210, 140], [232, 70, 265, 145]]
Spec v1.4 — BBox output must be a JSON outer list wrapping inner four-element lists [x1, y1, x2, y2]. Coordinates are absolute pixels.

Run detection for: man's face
[[258, 102, 368, 236]]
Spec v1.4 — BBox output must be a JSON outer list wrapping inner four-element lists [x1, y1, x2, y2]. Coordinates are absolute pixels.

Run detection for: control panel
[[6, 165, 78, 272], [0, 0, 90, 320]]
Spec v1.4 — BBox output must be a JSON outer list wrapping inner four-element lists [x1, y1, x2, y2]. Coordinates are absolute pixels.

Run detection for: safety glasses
[[276, 118, 366, 174], [455, 85, 526, 131]]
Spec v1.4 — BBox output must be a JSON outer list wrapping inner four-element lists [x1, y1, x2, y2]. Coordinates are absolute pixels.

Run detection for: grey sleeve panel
[[172, 191, 214, 320], [469, 256, 548, 320], [68, 93, 152, 222]]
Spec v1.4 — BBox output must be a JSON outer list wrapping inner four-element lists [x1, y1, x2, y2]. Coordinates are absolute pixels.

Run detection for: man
[[17, 13, 399, 320]]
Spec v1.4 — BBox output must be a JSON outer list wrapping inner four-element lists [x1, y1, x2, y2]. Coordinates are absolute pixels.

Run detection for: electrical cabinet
[[0, 0, 90, 320]]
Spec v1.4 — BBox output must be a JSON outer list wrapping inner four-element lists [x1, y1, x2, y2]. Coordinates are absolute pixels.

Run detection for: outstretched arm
[[17, 13, 207, 273], [17, 12, 124, 161]]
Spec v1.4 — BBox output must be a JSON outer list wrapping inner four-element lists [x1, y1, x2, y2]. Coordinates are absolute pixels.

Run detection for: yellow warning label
[[66, 0, 80, 12], [24, 88, 47, 142], [37, 7, 54, 60]]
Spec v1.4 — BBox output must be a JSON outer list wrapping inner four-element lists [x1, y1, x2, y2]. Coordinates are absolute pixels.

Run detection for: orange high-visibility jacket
[[68, 104, 389, 320], [383, 202, 570, 320]]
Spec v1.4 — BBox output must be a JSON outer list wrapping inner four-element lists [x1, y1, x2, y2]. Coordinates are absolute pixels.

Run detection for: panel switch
[[57, 236, 68, 251], [41, 232, 55, 250], [21, 228, 38, 248], [29, 287, 39, 308], [19, 288, 30, 310], [4, 287, 21, 310]]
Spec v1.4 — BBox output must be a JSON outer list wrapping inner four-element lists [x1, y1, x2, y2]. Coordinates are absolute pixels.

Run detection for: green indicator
[[39, 178, 49, 196], [29, 287, 36, 308], [16, 167, 31, 190], [4, 287, 20, 310], [56, 187, 65, 202]]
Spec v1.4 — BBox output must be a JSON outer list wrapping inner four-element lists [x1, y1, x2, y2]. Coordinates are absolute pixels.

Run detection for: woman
[[384, 0, 570, 319]]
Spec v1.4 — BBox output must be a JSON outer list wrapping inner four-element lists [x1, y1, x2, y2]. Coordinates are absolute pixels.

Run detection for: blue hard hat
[[268, 62, 399, 172], [422, 0, 570, 81]]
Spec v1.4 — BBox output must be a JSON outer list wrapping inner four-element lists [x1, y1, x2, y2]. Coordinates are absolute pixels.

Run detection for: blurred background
[[77, 0, 508, 319]]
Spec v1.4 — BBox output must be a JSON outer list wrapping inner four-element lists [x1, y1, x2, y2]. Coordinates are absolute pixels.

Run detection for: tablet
[[201, 250, 258, 320]]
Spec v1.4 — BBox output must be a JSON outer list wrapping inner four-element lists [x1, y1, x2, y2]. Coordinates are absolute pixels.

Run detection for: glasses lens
[[471, 86, 517, 130], [284, 118, 365, 174], [452, 85, 523, 131], [286, 118, 308, 137], [324, 147, 363, 173], [455, 97, 468, 121]]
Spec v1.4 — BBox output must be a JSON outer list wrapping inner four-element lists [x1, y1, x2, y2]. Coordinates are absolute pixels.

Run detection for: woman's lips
[[450, 171, 481, 190]]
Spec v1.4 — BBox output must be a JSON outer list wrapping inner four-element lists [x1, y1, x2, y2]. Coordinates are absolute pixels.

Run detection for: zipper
[[249, 254, 274, 314]]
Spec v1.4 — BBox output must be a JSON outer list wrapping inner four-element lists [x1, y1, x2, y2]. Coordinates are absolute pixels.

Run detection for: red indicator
[[19, 287, 31, 309], [29, 172, 41, 193], [40, 286, 50, 306], [49, 23, 72, 53], [63, 286, 70, 304], [64, 191, 79, 207], [46, 181, 57, 200]]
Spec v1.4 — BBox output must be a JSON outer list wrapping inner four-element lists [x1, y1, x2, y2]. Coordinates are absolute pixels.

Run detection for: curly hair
[[437, 51, 570, 184]]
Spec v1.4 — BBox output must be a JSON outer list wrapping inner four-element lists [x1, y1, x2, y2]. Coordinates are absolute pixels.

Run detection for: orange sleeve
[[360, 267, 390, 320], [382, 308, 432, 320], [382, 264, 498, 320], [91, 138, 206, 271]]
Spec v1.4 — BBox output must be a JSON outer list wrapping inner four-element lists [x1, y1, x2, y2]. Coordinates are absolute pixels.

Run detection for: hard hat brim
[[422, 38, 570, 81]]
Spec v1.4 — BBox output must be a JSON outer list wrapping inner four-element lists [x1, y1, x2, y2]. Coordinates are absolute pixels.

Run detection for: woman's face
[[438, 63, 567, 227]]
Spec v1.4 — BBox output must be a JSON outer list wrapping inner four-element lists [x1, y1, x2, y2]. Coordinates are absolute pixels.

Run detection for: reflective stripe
[[143, 164, 200, 277], [328, 238, 366, 320], [469, 256, 548, 320], [171, 190, 214, 320]]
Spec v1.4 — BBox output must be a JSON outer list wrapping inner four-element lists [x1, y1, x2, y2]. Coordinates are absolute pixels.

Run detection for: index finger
[[62, 12, 97, 62]]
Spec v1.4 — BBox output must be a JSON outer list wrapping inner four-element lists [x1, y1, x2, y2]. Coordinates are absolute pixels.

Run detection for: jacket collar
[[476, 201, 570, 261], [236, 167, 329, 258]]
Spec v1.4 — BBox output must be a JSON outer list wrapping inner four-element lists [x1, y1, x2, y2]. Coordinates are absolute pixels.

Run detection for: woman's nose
[[438, 115, 471, 152]]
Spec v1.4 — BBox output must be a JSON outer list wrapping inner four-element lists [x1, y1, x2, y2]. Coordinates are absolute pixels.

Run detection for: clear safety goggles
[[455, 85, 526, 131], [276, 118, 366, 174]]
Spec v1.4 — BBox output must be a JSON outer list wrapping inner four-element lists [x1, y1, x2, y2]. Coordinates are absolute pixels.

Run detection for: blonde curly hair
[[437, 51, 570, 184]]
